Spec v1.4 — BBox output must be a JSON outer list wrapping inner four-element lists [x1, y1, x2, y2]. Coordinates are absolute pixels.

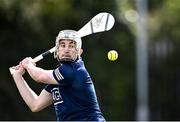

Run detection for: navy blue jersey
[[44, 58, 105, 121]]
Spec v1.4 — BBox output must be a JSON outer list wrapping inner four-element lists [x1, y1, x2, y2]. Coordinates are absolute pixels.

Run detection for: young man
[[10, 30, 105, 121]]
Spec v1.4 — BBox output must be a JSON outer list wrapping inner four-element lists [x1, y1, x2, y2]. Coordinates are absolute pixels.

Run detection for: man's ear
[[80, 49, 83, 56]]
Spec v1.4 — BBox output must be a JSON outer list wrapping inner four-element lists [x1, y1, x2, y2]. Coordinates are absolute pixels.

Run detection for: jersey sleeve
[[53, 64, 74, 85], [44, 84, 53, 93]]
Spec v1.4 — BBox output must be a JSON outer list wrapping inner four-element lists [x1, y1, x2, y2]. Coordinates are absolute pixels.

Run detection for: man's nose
[[64, 46, 71, 51]]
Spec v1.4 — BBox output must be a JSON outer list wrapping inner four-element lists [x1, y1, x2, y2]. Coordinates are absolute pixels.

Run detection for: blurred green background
[[0, 0, 180, 121]]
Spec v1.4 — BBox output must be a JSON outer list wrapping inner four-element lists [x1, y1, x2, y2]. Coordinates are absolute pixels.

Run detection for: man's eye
[[69, 45, 75, 48], [60, 44, 65, 48]]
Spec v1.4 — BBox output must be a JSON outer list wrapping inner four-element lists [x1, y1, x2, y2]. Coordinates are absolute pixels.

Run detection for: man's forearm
[[26, 64, 45, 82], [12, 74, 38, 111], [25, 64, 57, 84]]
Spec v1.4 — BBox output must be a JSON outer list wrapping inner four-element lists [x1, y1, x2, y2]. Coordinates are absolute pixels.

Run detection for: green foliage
[[0, 0, 135, 120]]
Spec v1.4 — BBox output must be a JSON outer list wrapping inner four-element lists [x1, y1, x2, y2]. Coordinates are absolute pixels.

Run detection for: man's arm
[[21, 57, 58, 84], [11, 65, 53, 112]]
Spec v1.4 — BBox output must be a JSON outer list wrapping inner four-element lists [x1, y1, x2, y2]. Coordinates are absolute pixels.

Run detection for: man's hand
[[21, 57, 36, 69], [10, 64, 25, 76]]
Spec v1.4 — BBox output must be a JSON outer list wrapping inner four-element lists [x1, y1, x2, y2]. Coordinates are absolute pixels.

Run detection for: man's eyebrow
[[69, 41, 76, 44], [59, 41, 65, 44]]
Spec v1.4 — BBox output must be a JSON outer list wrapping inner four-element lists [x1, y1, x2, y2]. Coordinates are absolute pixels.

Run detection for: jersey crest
[[51, 87, 63, 105]]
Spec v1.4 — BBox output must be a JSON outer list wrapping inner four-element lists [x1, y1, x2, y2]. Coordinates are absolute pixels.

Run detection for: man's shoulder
[[74, 58, 84, 66]]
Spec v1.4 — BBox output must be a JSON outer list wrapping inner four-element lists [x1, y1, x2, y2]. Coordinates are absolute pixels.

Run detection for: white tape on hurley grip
[[32, 55, 43, 63], [32, 47, 56, 63]]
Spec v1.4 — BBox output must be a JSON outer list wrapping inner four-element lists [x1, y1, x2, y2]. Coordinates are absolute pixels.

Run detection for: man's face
[[57, 39, 79, 61]]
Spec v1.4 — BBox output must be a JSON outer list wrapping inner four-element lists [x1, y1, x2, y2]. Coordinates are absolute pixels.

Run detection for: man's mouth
[[62, 55, 71, 58]]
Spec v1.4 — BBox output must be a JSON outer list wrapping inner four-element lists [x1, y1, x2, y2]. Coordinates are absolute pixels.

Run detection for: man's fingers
[[9, 67, 15, 75], [9, 65, 19, 75], [21, 57, 32, 66]]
